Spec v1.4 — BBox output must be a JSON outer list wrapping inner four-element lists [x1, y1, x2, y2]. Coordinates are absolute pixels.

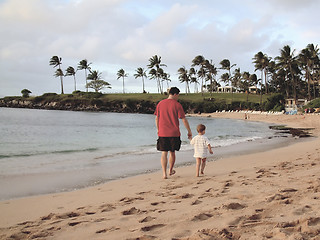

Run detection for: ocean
[[0, 107, 292, 200]]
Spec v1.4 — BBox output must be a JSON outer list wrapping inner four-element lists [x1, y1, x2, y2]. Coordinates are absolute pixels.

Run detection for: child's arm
[[208, 144, 213, 154]]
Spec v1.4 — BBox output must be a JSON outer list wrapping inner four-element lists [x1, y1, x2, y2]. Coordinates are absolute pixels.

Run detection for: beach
[[0, 113, 320, 240]]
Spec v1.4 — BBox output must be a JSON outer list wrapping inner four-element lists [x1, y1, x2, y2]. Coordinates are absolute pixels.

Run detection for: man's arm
[[182, 118, 192, 140]]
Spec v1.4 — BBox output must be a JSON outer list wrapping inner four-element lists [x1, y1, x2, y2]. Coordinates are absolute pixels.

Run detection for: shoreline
[[0, 121, 299, 201], [1, 113, 320, 239]]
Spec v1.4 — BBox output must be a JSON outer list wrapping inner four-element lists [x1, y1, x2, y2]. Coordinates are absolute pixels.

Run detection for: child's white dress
[[190, 135, 211, 158]]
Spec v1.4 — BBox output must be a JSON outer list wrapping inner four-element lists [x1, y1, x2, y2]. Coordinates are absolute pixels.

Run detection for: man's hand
[[187, 132, 192, 140]]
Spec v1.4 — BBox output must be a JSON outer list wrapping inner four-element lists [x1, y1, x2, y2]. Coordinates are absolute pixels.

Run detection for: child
[[190, 124, 213, 177]]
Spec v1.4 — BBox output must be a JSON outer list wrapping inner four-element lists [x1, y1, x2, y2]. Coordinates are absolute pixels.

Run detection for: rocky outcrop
[[0, 98, 157, 114]]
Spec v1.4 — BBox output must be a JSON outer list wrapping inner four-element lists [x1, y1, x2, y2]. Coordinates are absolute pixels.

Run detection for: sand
[[0, 112, 320, 240]]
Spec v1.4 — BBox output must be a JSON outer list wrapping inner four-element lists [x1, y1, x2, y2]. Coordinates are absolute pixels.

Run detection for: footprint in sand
[[307, 217, 320, 226], [228, 216, 245, 227], [173, 193, 194, 199], [191, 199, 202, 205], [192, 213, 213, 221], [95, 226, 120, 234], [273, 217, 320, 238], [266, 193, 290, 202], [119, 196, 144, 204], [56, 212, 81, 219], [127, 235, 157, 240], [276, 220, 299, 229], [221, 180, 234, 193], [41, 213, 55, 221], [240, 214, 262, 227], [223, 202, 246, 210], [122, 207, 140, 215], [229, 171, 238, 176], [139, 216, 156, 223], [293, 205, 312, 215], [150, 201, 165, 206], [188, 228, 238, 240], [279, 188, 298, 193], [99, 203, 115, 212], [85, 211, 96, 215], [141, 224, 165, 232], [68, 221, 84, 226]]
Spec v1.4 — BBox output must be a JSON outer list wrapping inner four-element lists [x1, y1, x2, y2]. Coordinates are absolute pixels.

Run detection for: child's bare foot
[[201, 171, 204, 175], [169, 169, 176, 176]]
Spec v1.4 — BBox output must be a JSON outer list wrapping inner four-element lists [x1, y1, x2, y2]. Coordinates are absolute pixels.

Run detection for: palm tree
[[49, 56, 64, 94], [177, 66, 190, 94], [266, 60, 277, 93], [148, 68, 158, 92], [253, 52, 270, 94], [233, 68, 242, 92], [86, 70, 111, 92], [192, 55, 206, 95], [205, 60, 218, 96], [241, 71, 250, 102], [306, 44, 320, 99], [275, 45, 298, 100], [117, 69, 128, 93], [65, 66, 77, 92], [77, 59, 92, 92], [147, 55, 167, 94], [161, 72, 171, 91], [189, 67, 199, 93], [54, 69, 64, 94], [249, 73, 259, 90], [220, 59, 236, 99], [298, 47, 312, 100], [134, 67, 147, 93], [219, 59, 236, 85]]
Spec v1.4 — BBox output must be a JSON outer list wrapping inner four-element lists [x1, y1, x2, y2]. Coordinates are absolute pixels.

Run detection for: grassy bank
[[83, 92, 268, 103], [0, 92, 278, 113]]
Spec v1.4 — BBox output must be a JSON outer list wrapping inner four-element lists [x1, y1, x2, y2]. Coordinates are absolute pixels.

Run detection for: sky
[[0, 0, 319, 97]]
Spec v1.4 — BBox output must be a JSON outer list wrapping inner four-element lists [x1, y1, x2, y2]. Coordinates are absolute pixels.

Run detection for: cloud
[[0, 0, 319, 96]]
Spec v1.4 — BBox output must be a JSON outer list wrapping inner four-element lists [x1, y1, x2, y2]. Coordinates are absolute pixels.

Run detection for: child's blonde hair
[[197, 124, 206, 133]]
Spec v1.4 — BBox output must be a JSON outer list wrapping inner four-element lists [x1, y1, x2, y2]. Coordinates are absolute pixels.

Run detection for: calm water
[[0, 108, 286, 200]]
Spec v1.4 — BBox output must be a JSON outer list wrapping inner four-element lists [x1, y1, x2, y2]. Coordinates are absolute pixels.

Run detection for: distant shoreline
[[0, 92, 287, 114]]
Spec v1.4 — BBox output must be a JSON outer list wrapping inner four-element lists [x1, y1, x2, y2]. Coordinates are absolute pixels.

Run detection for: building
[[217, 86, 234, 93], [248, 86, 258, 94], [285, 98, 308, 113]]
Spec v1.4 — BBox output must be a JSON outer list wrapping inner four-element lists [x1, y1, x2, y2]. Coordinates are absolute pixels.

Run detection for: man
[[154, 87, 192, 179]]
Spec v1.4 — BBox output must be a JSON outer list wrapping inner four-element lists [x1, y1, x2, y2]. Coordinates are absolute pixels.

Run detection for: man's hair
[[197, 124, 206, 133], [169, 87, 180, 95]]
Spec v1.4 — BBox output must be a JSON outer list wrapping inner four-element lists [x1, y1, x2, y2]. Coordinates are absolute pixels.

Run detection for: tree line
[[48, 43, 319, 101]]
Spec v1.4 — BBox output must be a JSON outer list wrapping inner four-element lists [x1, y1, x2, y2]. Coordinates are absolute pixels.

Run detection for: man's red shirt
[[154, 99, 185, 137]]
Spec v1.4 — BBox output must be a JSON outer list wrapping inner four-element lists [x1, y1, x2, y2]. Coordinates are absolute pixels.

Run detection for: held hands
[[187, 132, 192, 140], [208, 144, 213, 154]]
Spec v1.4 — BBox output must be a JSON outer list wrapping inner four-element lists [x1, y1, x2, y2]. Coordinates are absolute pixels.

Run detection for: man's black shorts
[[157, 137, 181, 152]]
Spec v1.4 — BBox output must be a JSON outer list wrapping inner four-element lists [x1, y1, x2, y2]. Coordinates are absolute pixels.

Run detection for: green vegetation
[[48, 43, 319, 103], [21, 89, 32, 98], [305, 98, 320, 109], [1, 91, 281, 114]]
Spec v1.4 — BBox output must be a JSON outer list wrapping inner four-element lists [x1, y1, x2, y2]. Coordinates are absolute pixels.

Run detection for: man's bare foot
[[169, 169, 176, 176]]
